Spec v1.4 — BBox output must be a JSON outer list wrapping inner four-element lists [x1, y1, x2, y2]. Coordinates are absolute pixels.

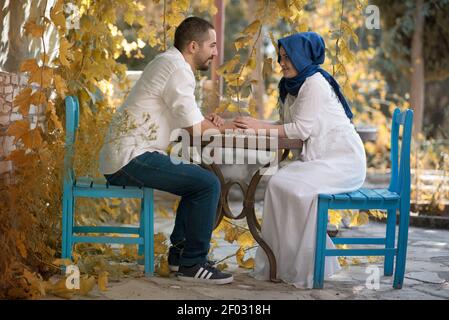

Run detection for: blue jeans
[[104, 151, 221, 266]]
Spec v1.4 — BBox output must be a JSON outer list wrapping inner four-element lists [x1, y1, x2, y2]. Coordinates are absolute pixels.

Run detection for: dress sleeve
[[282, 77, 324, 140], [162, 67, 205, 128]]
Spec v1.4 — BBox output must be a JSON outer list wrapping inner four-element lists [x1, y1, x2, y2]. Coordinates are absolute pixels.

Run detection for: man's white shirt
[[99, 47, 204, 175]]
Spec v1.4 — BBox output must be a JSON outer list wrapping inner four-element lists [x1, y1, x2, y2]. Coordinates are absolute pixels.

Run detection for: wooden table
[[178, 133, 303, 282]]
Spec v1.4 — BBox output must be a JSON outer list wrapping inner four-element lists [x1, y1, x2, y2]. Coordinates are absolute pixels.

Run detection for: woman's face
[[279, 46, 298, 78]]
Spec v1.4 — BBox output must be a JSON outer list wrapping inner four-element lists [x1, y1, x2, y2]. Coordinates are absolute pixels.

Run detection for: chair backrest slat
[[389, 109, 401, 192], [388, 108, 414, 199], [64, 96, 80, 184]]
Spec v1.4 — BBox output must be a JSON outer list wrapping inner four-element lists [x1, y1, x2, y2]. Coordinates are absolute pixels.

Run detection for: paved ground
[[44, 196, 449, 300]]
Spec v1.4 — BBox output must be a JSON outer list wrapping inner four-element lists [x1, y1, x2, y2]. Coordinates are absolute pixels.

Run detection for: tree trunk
[[207, 0, 225, 114], [0, 0, 50, 73], [410, 0, 425, 137], [249, 0, 265, 119]]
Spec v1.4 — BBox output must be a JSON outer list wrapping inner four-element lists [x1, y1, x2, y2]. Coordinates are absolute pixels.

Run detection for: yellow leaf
[[335, 63, 346, 76], [338, 257, 349, 267], [54, 74, 68, 97], [226, 103, 240, 114], [224, 73, 244, 87], [367, 256, 382, 263], [236, 247, 255, 269], [50, 1, 66, 31], [340, 39, 355, 63], [5, 150, 28, 166], [242, 20, 261, 36], [329, 210, 343, 227], [78, 276, 96, 296], [124, 11, 136, 25], [234, 35, 252, 51], [246, 53, 256, 70], [24, 20, 44, 38], [223, 224, 239, 243], [156, 256, 171, 277], [236, 231, 255, 248], [214, 101, 228, 114], [154, 232, 168, 255], [13, 87, 32, 116], [262, 58, 273, 80], [20, 59, 39, 73], [46, 278, 75, 299], [216, 263, 228, 271], [349, 211, 370, 227], [51, 0, 64, 14], [53, 258, 72, 266], [293, 0, 307, 11], [30, 90, 47, 106], [296, 22, 308, 32], [46, 101, 63, 131], [23, 269, 46, 297], [156, 206, 171, 218], [16, 238, 27, 258], [248, 98, 258, 117], [21, 127, 43, 149], [341, 21, 359, 46], [269, 32, 279, 56], [216, 55, 240, 75], [59, 38, 72, 67], [343, 82, 355, 101], [6, 120, 30, 142], [97, 271, 109, 291], [28, 66, 53, 88]]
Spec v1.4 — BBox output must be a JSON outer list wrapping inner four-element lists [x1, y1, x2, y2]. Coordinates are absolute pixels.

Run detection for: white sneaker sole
[[177, 274, 234, 285]]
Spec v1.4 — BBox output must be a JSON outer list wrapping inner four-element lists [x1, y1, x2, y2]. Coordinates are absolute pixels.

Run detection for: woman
[[233, 32, 366, 288]]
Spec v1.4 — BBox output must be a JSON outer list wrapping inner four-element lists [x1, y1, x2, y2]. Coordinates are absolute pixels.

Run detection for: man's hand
[[233, 116, 266, 130], [207, 113, 225, 127], [218, 121, 239, 133]]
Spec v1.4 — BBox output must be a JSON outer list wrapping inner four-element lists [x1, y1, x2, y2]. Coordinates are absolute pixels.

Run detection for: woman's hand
[[207, 113, 225, 127], [233, 116, 266, 130]]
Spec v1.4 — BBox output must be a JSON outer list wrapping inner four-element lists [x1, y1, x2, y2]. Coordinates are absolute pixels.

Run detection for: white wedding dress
[[252, 73, 367, 288]]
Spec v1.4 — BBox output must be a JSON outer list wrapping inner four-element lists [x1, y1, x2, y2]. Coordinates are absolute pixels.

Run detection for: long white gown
[[252, 73, 367, 289]]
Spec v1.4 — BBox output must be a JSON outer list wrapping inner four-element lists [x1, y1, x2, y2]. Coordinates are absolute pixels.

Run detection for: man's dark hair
[[174, 17, 215, 51]]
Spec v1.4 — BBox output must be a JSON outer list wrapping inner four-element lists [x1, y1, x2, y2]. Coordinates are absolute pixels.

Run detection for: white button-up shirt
[[99, 47, 205, 175]]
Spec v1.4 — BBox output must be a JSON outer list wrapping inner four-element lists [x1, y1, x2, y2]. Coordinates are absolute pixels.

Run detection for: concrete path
[[44, 204, 449, 300]]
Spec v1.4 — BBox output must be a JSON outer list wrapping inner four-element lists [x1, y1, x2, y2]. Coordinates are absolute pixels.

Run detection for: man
[[99, 17, 235, 284]]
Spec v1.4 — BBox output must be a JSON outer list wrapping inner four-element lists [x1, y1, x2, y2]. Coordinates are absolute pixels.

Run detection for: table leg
[[202, 149, 290, 283]]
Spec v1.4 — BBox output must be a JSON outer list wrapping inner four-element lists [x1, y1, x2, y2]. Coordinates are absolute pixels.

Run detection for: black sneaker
[[168, 248, 216, 272], [176, 262, 234, 285]]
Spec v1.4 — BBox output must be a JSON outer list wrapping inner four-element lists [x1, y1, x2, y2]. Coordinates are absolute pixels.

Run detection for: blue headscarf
[[278, 32, 353, 120]]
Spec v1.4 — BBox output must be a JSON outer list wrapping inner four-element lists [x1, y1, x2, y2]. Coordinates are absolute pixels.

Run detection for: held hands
[[206, 113, 239, 133], [207, 113, 225, 127], [233, 116, 266, 131], [206, 113, 268, 133]]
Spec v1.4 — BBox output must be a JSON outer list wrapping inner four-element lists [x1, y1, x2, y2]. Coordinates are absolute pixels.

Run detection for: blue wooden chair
[[313, 108, 413, 289], [61, 96, 155, 275]]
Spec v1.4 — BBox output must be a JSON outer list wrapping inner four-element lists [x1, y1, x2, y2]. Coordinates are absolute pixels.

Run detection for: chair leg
[[384, 208, 396, 276], [66, 195, 75, 261], [61, 192, 68, 260], [394, 201, 410, 289], [313, 199, 329, 289], [143, 189, 154, 276], [138, 200, 144, 262]]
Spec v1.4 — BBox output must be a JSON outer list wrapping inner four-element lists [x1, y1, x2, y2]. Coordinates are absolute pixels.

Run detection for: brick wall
[[0, 71, 45, 184]]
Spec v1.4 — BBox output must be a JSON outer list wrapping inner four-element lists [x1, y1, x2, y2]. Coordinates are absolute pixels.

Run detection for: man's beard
[[197, 56, 213, 71]]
